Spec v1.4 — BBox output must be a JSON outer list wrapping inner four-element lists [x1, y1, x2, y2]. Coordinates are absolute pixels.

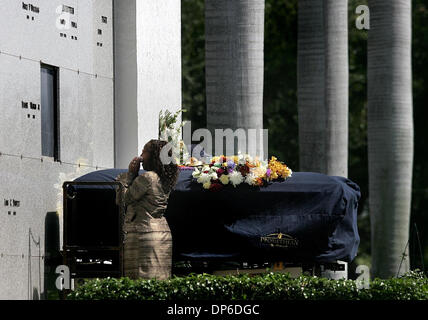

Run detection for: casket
[[62, 168, 360, 278]]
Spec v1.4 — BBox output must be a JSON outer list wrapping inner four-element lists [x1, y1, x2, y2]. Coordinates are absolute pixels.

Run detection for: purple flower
[[227, 168, 234, 174], [227, 160, 236, 169], [266, 168, 271, 177]]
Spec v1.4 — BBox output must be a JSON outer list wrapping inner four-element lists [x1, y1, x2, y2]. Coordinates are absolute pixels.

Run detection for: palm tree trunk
[[205, 0, 265, 157], [297, 0, 326, 173], [324, 0, 349, 177], [368, 0, 414, 278]]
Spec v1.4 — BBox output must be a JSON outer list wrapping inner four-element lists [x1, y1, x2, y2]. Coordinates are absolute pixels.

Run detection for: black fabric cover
[[73, 168, 361, 263]]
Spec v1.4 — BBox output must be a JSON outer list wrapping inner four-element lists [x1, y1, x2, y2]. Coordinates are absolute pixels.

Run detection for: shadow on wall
[[43, 211, 61, 300], [33, 287, 39, 300]]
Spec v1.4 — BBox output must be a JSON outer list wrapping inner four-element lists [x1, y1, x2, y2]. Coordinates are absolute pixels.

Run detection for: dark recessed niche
[[27, 114, 30, 118], [62, 5, 74, 15], [32, 115, 35, 119], [98, 29, 102, 35], [13, 200, 20, 207], [38, 104, 40, 110], [8, 211, 11, 215], [101, 16, 108, 24], [23, 3, 39, 12], [27, 15, 29, 19], [13, 212, 16, 216], [22, 101, 28, 109], [30, 4, 39, 13], [71, 21, 77, 28], [4, 200, 9, 206], [32, 16, 34, 21], [41, 63, 59, 160], [30, 102, 37, 109]]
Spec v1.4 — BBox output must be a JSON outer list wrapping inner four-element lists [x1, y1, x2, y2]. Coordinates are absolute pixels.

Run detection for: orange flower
[[246, 161, 256, 168], [268, 156, 291, 180], [255, 177, 264, 186]]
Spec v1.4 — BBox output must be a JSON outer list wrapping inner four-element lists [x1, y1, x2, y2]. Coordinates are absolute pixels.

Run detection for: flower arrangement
[[191, 152, 292, 191], [158, 108, 189, 165]]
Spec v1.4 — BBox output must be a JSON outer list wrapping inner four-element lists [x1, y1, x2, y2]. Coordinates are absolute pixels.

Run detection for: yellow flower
[[202, 181, 211, 189], [219, 174, 229, 185], [267, 155, 292, 180], [251, 166, 266, 178]]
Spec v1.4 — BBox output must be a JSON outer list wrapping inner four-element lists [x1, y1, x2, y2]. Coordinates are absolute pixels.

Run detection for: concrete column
[[205, 0, 265, 159], [114, 0, 182, 168]]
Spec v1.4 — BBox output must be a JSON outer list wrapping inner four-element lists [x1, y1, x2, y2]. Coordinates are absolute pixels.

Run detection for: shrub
[[67, 270, 428, 300]]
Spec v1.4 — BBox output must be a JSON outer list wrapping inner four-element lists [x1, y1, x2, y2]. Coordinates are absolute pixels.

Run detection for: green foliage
[[181, 0, 206, 132], [181, 0, 428, 271], [410, 0, 428, 272], [348, 0, 368, 218], [264, 0, 299, 170], [68, 271, 427, 300]]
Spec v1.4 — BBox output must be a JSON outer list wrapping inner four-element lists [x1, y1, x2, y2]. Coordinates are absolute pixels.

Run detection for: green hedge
[[67, 270, 428, 300]]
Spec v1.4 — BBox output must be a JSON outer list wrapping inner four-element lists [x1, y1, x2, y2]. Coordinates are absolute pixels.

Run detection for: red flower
[[217, 168, 225, 175], [209, 182, 223, 192], [238, 165, 249, 176]]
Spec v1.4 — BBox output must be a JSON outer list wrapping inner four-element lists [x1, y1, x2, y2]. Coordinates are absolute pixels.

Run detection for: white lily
[[210, 172, 218, 180], [229, 171, 244, 187], [197, 172, 211, 184], [192, 167, 200, 178], [245, 173, 257, 186]]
